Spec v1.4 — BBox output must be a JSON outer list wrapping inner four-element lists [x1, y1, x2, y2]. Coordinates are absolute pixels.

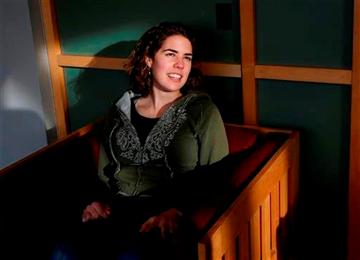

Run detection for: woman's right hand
[[81, 201, 111, 222]]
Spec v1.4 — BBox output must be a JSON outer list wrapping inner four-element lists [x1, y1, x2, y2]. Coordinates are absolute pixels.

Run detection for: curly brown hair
[[126, 22, 202, 96]]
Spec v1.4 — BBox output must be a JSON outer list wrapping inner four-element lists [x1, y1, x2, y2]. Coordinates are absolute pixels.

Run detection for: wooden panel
[[348, 0, 360, 259], [239, 0, 258, 125], [206, 156, 288, 259], [200, 135, 294, 260], [255, 65, 351, 85], [40, 0, 68, 137]]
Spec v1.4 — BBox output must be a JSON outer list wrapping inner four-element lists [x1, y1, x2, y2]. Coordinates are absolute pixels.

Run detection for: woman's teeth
[[168, 73, 182, 80]]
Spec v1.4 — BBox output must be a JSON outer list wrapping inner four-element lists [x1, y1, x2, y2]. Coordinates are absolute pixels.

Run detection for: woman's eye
[[185, 56, 192, 62], [165, 52, 176, 57]]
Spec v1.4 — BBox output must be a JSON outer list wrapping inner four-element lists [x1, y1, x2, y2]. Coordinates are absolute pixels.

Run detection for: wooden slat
[[250, 209, 261, 260], [198, 243, 207, 260], [278, 170, 288, 260], [239, 228, 250, 260], [348, 0, 360, 259], [40, 0, 68, 137], [261, 196, 271, 260], [206, 210, 246, 260], [279, 169, 288, 219], [58, 55, 353, 86], [57, 55, 128, 70], [270, 185, 280, 260], [198, 62, 241, 78], [239, 0, 258, 125], [58, 54, 242, 77], [256, 65, 351, 85], [225, 236, 237, 260]]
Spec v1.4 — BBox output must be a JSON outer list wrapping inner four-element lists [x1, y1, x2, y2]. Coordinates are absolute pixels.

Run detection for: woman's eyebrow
[[163, 49, 193, 56], [162, 48, 178, 53]]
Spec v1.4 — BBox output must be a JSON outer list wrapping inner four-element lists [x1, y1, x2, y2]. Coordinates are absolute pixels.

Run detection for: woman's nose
[[174, 58, 184, 69]]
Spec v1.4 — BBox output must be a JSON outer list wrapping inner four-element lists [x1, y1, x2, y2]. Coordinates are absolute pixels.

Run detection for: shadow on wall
[[67, 41, 136, 131], [0, 109, 47, 169], [67, 32, 242, 131], [67, 39, 202, 131]]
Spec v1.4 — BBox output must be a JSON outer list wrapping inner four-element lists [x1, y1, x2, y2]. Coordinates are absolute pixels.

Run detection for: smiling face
[[146, 34, 193, 95]]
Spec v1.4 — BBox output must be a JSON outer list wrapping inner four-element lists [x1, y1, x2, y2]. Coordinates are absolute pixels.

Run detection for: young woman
[[52, 22, 229, 260]]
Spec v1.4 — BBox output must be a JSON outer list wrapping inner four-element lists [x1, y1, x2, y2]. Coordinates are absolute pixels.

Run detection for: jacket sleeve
[[197, 101, 229, 165], [167, 99, 229, 213]]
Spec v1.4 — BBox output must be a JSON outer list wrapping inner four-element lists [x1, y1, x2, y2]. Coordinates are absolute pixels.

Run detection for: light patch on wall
[[0, 76, 48, 168], [1, 76, 47, 126]]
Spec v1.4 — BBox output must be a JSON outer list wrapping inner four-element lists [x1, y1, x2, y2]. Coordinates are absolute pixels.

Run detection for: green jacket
[[98, 90, 229, 196]]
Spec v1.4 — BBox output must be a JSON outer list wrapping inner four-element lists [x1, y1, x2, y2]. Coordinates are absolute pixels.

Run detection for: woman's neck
[[135, 89, 182, 118]]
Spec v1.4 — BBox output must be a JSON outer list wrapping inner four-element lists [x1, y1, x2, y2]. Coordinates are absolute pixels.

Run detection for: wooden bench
[[0, 123, 299, 260]]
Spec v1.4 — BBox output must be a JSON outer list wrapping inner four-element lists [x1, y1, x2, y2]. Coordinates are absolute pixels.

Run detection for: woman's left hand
[[140, 208, 183, 238]]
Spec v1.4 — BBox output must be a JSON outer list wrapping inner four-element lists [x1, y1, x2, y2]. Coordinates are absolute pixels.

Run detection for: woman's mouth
[[167, 73, 182, 81]]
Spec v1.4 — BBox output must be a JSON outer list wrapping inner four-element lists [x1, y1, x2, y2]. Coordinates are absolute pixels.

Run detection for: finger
[[96, 207, 110, 219], [104, 205, 111, 215], [159, 220, 168, 239], [168, 221, 174, 234], [86, 206, 99, 219], [82, 211, 91, 222], [82, 213, 87, 222], [84, 204, 103, 221], [170, 220, 178, 233], [99, 204, 111, 217], [88, 204, 106, 219], [140, 217, 156, 233], [91, 203, 111, 219], [139, 221, 147, 232]]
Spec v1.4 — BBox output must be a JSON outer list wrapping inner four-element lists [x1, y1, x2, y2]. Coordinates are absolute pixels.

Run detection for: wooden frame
[[239, 0, 257, 125], [40, 0, 68, 137], [38, 1, 359, 259]]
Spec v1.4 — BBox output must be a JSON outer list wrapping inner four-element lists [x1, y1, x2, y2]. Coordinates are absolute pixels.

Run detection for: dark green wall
[[255, 1, 352, 258], [256, 0, 353, 68], [55, 0, 240, 61], [55, 0, 352, 259], [259, 80, 350, 259]]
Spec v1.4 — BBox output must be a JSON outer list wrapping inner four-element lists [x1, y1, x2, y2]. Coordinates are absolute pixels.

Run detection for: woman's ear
[[145, 56, 152, 68]]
